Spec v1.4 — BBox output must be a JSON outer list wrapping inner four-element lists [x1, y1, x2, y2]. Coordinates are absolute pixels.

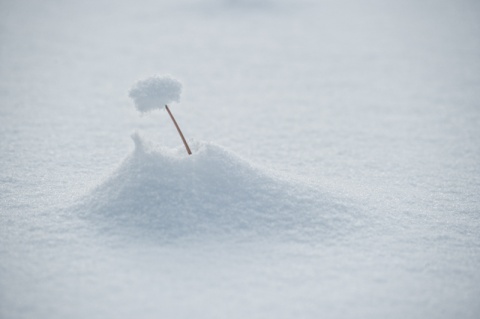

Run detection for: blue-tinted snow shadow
[[72, 133, 365, 243]]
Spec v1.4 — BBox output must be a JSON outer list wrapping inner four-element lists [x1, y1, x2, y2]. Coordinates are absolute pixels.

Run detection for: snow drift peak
[[75, 135, 357, 241]]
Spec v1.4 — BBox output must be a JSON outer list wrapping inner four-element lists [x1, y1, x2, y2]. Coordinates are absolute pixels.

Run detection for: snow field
[[1, 0, 480, 318]]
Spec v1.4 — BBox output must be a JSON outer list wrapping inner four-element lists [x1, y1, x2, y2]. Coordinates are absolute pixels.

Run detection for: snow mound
[[75, 134, 358, 241], [129, 75, 182, 112]]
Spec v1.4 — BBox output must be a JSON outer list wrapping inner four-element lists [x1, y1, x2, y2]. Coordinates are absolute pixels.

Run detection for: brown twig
[[165, 105, 192, 155]]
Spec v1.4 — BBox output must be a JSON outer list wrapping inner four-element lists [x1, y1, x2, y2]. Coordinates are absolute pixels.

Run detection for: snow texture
[[75, 133, 357, 242], [1, 0, 480, 318], [129, 75, 182, 112]]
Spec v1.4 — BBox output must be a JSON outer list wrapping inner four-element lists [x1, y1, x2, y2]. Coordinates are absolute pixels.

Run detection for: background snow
[[1, 0, 480, 318], [129, 75, 182, 112]]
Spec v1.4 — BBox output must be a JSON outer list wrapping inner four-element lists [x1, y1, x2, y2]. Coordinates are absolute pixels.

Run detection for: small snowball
[[129, 75, 182, 112]]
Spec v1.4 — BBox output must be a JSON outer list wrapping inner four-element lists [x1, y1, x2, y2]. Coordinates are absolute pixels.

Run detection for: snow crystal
[[129, 75, 182, 112]]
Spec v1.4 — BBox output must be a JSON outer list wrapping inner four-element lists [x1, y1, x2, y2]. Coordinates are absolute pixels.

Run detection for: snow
[[129, 75, 182, 112], [1, 0, 480, 318], [75, 133, 356, 242]]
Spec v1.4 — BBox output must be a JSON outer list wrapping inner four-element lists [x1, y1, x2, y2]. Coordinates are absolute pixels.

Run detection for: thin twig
[[165, 105, 192, 155]]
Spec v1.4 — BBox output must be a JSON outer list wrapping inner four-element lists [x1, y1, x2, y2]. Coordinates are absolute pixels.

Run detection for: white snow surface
[[129, 75, 182, 112], [1, 0, 480, 318], [75, 133, 358, 242]]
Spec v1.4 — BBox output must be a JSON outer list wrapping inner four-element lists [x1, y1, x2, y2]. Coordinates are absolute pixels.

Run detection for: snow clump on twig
[[129, 75, 182, 112]]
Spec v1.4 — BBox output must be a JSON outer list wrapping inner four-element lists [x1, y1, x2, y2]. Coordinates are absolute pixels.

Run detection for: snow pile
[[129, 75, 182, 112], [74, 134, 358, 241]]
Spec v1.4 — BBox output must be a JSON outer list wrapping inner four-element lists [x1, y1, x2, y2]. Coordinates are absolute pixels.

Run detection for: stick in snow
[[165, 105, 192, 155]]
